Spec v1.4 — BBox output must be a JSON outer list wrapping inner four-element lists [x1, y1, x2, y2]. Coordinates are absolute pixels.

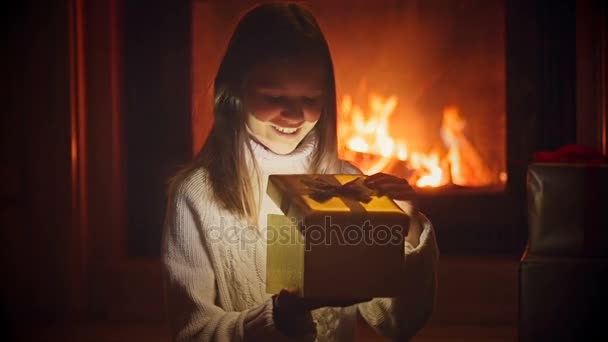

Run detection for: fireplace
[[192, 0, 515, 254]]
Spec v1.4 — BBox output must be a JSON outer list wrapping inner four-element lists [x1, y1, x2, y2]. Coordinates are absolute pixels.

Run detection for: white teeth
[[272, 125, 298, 134]]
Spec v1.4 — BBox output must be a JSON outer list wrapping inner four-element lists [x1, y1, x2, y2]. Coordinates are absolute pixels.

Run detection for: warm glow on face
[[243, 60, 325, 155]]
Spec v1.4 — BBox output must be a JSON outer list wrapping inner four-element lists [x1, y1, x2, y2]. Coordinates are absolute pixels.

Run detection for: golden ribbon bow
[[300, 176, 375, 204]]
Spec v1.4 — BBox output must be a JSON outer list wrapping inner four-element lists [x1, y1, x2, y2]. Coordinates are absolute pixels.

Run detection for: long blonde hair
[[170, 3, 340, 221]]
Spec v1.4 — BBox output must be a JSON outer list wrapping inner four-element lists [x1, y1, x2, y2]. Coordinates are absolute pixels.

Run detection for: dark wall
[[507, 0, 581, 177], [123, 0, 192, 257], [2, 0, 73, 330], [1, 0, 193, 328]]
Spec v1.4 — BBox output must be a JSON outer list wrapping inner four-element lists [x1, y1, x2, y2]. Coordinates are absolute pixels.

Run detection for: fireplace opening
[[323, 1, 506, 192]]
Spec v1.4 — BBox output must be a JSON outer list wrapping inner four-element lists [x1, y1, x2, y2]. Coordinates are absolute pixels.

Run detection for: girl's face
[[243, 60, 325, 155]]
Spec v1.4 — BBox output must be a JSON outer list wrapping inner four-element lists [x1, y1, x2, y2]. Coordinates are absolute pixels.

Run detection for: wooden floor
[[12, 322, 517, 342], [11, 256, 519, 341]]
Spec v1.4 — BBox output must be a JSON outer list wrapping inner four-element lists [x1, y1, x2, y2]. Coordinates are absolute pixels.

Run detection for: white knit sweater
[[161, 135, 439, 342]]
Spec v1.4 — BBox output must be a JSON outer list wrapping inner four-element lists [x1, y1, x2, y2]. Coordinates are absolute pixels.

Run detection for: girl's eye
[[303, 97, 321, 106], [265, 95, 284, 103]]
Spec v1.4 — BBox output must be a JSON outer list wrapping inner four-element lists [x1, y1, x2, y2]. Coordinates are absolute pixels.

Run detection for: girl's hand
[[365, 173, 422, 246], [272, 288, 369, 337], [275, 288, 369, 312], [364, 172, 416, 202]]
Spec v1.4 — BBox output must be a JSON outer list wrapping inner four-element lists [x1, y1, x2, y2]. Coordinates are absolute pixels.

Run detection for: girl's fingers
[[284, 288, 300, 295], [367, 179, 412, 191], [365, 173, 405, 186], [365, 173, 409, 187], [301, 298, 371, 311], [376, 187, 416, 200], [278, 288, 307, 312], [373, 183, 415, 193], [364, 173, 415, 201], [368, 178, 409, 187], [365, 172, 390, 182], [371, 181, 412, 192]]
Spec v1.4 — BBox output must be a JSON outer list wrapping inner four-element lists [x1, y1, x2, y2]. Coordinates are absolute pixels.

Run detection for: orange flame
[[339, 94, 497, 188]]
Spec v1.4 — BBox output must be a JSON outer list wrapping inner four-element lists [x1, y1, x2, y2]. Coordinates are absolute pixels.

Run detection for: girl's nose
[[280, 101, 304, 121]]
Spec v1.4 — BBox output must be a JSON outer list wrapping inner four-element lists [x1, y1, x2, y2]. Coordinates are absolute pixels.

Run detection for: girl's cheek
[[304, 108, 322, 122], [251, 110, 275, 122], [247, 102, 280, 122]]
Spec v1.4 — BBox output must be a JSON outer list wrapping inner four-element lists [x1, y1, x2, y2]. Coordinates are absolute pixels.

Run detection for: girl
[[162, 3, 438, 341]]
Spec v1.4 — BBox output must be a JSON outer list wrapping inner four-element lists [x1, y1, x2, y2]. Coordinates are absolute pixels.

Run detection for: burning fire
[[339, 94, 496, 188]]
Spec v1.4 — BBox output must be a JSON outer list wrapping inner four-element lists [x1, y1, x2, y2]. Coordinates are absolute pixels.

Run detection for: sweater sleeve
[[161, 180, 315, 342], [338, 160, 439, 340]]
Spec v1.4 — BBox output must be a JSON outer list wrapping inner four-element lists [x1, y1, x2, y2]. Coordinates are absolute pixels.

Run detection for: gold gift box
[[266, 174, 410, 299]]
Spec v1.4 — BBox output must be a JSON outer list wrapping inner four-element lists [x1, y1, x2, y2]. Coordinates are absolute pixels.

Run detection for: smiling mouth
[[271, 125, 300, 135]]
